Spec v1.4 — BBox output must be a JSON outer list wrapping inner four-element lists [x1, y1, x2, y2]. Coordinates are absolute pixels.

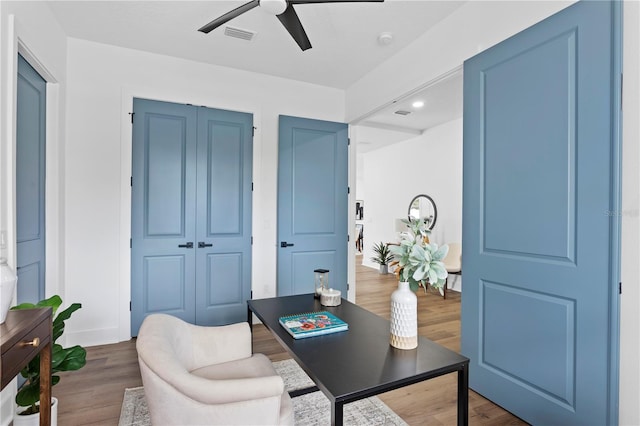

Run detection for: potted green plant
[[11, 295, 87, 425], [371, 242, 393, 274]]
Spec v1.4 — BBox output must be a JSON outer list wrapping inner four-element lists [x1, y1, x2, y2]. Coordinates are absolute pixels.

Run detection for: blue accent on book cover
[[279, 311, 348, 339]]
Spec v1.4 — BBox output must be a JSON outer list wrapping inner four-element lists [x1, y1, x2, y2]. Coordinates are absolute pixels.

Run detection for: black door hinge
[[129, 112, 135, 123], [348, 138, 351, 146], [619, 282, 622, 294], [130, 238, 132, 248], [252, 182, 254, 191], [347, 187, 350, 194], [129, 301, 132, 311], [130, 176, 133, 187], [251, 236, 253, 245], [252, 126, 256, 136]]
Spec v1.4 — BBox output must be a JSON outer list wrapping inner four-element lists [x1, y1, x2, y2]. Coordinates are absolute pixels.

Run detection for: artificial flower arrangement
[[388, 218, 449, 295]]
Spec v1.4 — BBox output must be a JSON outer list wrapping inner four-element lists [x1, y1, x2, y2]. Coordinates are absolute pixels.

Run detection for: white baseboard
[[66, 326, 121, 348]]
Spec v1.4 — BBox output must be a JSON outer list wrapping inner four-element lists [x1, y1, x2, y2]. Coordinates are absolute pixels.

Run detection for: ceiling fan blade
[[289, 0, 384, 4], [277, 4, 312, 51], [198, 0, 260, 34]]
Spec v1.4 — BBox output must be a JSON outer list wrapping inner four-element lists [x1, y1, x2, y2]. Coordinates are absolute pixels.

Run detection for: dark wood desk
[[248, 294, 469, 426], [1, 308, 53, 426]]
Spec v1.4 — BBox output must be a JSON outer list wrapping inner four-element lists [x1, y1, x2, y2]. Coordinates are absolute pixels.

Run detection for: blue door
[[195, 107, 253, 325], [277, 115, 348, 296], [131, 99, 197, 334], [16, 54, 46, 304], [131, 99, 252, 335], [461, 2, 621, 425]]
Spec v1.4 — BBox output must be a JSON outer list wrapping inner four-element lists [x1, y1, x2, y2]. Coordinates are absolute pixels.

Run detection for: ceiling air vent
[[224, 26, 256, 41], [394, 110, 411, 116]]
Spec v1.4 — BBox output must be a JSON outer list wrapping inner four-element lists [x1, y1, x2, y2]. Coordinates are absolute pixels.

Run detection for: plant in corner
[[371, 242, 393, 274], [11, 295, 87, 416]]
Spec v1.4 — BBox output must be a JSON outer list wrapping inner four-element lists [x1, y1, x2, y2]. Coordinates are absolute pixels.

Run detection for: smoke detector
[[394, 110, 411, 116], [377, 32, 393, 46]]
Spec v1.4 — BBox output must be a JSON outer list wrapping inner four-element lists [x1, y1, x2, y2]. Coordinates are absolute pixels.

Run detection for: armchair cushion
[[136, 314, 293, 425]]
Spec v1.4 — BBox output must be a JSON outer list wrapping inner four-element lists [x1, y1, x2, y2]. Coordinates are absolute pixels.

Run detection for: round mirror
[[408, 194, 437, 230]]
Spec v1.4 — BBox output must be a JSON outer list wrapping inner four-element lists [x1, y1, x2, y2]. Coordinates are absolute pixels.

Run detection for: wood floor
[[52, 261, 528, 425]]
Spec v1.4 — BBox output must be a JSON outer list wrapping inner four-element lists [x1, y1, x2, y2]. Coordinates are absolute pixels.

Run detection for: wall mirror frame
[[408, 194, 437, 230]]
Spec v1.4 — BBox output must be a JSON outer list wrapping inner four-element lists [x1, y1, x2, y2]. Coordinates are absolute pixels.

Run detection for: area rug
[[119, 359, 407, 426]]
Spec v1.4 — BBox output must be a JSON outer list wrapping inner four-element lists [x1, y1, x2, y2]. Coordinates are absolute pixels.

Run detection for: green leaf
[[10, 302, 37, 311], [15, 379, 40, 408], [433, 244, 449, 261], [53, 303, 82, 327], [35, 295, 63, 317], [56, 346, 87, 372]]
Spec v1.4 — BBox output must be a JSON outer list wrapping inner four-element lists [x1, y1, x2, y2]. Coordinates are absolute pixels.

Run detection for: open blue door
[[277, 115, 348, 296], [16, 54, 46, 304], [461, 1, 621, 425]]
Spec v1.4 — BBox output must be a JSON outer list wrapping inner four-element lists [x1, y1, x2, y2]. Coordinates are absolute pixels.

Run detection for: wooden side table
[[1, 308, 53, 426]]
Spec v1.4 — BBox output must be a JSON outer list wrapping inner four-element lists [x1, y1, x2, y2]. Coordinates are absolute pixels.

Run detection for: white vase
[[14, 397, 58, 426], [0, 258, 18, 324], [390, 281, 418, 350]]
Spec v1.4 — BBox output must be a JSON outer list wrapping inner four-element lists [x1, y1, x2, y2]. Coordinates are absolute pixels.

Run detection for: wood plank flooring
[[52, 260, 527, 425]]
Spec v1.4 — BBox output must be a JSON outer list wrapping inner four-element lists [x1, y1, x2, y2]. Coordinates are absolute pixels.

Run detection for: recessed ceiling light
[[412, 100, 425, 109]]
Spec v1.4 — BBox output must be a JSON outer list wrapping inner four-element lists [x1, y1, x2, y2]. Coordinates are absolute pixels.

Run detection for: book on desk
[[278, 311, 348, 339]]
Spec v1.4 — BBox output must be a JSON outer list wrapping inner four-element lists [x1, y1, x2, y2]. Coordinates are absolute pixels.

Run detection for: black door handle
[[280, 242, 295, 248], [198, 242, 213, 248], [178, 242, 194, 248]]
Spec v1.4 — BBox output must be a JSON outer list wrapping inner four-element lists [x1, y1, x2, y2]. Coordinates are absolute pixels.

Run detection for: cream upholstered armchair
[[136, 314, 293, 425], [443, 242, 462, 299]]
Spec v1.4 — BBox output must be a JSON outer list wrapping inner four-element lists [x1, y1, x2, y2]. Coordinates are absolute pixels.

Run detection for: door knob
[[280, 242, 295, 248], [178, 242, 194, 248], [198, 242, 213, 248]]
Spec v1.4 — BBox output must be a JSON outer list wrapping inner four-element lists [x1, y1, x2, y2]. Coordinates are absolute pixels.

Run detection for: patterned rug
[[119, 359, 407, 425]]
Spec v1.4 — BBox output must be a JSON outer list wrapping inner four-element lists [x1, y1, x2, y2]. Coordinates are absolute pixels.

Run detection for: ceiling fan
[[198, 0, 384, 51]]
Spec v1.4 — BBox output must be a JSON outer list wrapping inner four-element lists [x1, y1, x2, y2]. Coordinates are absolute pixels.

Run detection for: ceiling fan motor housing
[[260, 0, 288, 15]]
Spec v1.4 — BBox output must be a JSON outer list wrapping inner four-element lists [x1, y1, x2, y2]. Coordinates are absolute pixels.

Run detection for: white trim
[[16, 36, 64, 301]]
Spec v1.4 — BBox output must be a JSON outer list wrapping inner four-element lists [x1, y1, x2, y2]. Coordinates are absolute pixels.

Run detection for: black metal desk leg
[[247, 305, 253, 353], [331, 401, 344, 426], [458, 363, 469, 426]]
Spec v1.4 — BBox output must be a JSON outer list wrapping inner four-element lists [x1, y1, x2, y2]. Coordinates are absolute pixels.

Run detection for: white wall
[[620, 2, 640, 423], [63, 38, 346, 347], [347, 1, 639, 424], [0, 2, 68, 424], [360, 119, 462, 274]]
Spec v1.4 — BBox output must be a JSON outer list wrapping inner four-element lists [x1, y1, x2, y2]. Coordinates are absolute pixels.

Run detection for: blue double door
[[131, 99, 253, 335]]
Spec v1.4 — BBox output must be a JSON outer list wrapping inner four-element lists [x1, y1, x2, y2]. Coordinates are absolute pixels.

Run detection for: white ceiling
[[356, 68, 463, 152], [46, 0, 466, 147]]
